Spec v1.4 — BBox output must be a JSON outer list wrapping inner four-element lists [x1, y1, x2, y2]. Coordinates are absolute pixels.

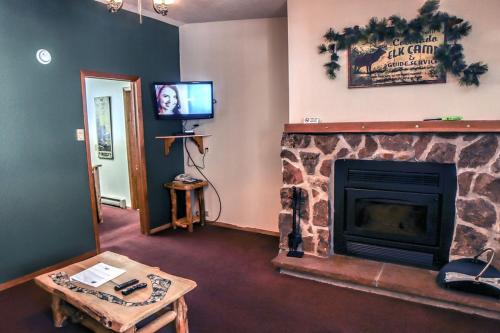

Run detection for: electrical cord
[[187, 151, 207, 169], [183, 120, 206, 168], [183, 126, 222, 223]]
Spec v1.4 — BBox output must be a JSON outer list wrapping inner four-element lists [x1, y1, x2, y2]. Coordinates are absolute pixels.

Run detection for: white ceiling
[[121, 0, 287, 25]]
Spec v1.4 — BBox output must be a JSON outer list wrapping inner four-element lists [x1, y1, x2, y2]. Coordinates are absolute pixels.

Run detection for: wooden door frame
[[80, 70, 150, 253], [123, 88, 139, 210]]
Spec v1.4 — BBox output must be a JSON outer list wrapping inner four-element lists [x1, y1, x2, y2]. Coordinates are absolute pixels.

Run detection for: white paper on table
[[70, 263, 125, 288]]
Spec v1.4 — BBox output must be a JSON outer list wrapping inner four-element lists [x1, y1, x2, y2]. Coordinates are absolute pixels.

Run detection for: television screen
[[153, 81, 214, 120]]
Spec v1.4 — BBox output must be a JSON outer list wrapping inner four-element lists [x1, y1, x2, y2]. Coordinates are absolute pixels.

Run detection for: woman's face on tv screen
[[158, 86, 177, 114]]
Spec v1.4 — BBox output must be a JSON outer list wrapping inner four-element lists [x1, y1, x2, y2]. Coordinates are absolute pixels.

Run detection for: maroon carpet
[[1, 206, 498, 333]]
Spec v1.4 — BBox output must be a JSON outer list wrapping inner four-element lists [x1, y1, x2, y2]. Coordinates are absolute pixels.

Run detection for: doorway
[[80, 71, 150, 252]]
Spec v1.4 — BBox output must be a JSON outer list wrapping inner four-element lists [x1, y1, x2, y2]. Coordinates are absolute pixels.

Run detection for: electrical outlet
[[195, 210, 209, 217]]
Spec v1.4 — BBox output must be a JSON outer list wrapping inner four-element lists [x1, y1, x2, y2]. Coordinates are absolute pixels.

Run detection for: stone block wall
[[279, 133, 500, 266]]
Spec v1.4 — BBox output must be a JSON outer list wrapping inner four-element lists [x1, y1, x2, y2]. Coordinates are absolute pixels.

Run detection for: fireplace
[[276, 124, 500, 317], [333, 159, 457, 269], [279, 129, 499, 268]]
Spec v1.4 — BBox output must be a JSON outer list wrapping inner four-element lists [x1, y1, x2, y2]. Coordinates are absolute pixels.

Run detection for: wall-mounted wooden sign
[[348, 32, 446, 88]]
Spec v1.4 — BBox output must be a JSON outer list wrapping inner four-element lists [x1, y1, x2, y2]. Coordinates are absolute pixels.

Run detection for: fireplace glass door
[[345, 189, 439, 246], [334, 159, 457, 269]]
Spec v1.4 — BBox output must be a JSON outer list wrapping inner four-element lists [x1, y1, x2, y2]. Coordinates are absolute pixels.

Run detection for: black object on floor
[[287, 186, 304, 258], [437, 248, 500, 298]]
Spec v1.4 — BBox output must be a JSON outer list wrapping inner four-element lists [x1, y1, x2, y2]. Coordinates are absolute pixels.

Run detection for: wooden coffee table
[[35, 252, 197, 333]]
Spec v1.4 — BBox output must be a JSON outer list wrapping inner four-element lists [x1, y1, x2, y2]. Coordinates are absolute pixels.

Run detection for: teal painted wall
[[0, 0, 183, 283]]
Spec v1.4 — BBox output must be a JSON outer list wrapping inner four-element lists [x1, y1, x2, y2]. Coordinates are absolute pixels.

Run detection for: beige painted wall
[[180, 18, 289, 232], [288, 0, 500, 123]]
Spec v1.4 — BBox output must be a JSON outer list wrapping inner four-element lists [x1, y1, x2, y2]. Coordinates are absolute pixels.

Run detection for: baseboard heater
[[100, 196, 127, 209]]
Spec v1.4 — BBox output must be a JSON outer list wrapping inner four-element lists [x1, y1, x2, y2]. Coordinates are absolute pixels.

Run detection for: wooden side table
[[164, 181, 208, 232]]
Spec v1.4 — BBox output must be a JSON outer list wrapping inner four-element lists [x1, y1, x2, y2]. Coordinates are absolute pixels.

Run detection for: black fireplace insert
[[333, 159, 457, 270]]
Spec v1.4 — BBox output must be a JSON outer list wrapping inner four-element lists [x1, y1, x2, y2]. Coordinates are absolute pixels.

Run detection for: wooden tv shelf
[[156, 135, 211, 156]]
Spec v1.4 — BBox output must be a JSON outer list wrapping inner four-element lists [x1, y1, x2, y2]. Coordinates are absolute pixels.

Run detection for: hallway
[[99, 205, 140, 249]]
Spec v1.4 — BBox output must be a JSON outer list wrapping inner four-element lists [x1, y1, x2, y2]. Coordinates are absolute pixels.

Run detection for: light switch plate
[[76, 129, 85, 141]]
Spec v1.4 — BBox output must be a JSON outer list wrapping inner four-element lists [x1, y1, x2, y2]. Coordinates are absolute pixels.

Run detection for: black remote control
[[122, 282, 147, 296], [114, 279, 139, 291]]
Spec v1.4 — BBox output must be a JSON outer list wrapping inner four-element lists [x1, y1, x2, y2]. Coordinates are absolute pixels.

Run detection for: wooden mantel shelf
[[156, 135, 210, 156], [284, 120, 500, 134]]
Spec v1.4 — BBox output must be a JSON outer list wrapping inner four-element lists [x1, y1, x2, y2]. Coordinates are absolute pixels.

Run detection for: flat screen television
[[153, 81, 214, 120]]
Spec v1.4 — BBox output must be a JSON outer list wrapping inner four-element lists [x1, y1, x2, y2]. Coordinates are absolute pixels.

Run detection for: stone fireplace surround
[[278, 121, 500, 268]]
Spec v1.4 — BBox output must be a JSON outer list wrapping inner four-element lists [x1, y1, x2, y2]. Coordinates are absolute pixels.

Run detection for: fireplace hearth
[[333, 159, 457, 269]]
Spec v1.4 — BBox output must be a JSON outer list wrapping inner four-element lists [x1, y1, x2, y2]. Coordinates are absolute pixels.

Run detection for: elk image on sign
[[348, 32, 446, 88]]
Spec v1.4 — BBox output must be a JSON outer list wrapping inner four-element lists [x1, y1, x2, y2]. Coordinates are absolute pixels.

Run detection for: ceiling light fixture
[[153, 0, 174, 16], [106, 0, 174, 20], [106, 0, 124, 13]]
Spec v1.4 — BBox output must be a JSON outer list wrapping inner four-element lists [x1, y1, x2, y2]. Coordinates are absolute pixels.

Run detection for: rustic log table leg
[[185, 190, 193, 232], [196, 188, 206, 226], [51, 295, 68, 327], [174, 296, 189, 333], [170, 189, 177, 229]]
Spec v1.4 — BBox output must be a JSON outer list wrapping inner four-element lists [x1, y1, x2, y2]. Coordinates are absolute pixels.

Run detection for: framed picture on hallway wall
[[94, 96, 114, 160]]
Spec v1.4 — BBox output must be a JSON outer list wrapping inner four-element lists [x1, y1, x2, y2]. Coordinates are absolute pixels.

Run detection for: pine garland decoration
[[319, 0, 487, 86]]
